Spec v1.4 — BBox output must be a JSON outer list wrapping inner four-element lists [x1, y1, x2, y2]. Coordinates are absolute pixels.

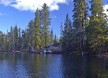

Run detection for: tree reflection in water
[[0, 53, 107, 78]]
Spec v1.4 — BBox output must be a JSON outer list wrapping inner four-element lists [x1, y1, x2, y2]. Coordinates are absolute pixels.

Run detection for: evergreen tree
[[60, 22, 63, 44], [18, 28, 22, 50], [8, 26, 14, 51], [61, 14, 73, 54], [5, 31, 10, 51], [13, 26, 19, 50], [87, 0, 108, 53], [41, 3, 51, 47], [21, 30, 28, 49], [53, 34, 58, 45], [73, 0, 88, 52], [28, 20, 35, 46], [50, 29, 54, 44], [0, 31, 4, 51], [34, 8, 42, 50]]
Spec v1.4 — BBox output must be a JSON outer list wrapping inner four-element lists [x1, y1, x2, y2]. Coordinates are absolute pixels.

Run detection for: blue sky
[[0, 0, 108, 37]]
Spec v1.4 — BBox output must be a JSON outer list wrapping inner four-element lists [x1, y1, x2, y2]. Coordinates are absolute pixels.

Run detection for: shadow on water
[[0, 52, 108, 78]]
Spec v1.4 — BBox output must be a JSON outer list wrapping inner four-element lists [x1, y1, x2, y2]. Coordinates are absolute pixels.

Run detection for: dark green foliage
[[0, 4, 54, 52], [61, 14, 73, 54], [73, 0, 88, 52], [13, 26, 19, 50], [0, 1, 108, 54], [87, 0, 108, 53], [41, 3, 51, 47], [60, 0, 108, 54], [28, 20, 35, 46], [0, 31, 5, 51], [53, 34, 58, 45], [50, 29, 54, 44], [34, 8, 41, 50]]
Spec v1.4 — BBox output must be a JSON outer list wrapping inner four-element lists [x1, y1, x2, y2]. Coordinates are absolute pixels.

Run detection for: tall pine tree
[[87, 0, 108, 53], [41, 3, 51, 47], [61, 14, 73, 54], [73, 0, 88, 52], [28, 20, 35, 46], [34, 8, 41, 50]]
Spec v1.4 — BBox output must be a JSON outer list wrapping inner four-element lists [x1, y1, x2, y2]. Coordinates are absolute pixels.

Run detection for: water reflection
[[0, 53, 108, 78], [61, 55, 88, 78]]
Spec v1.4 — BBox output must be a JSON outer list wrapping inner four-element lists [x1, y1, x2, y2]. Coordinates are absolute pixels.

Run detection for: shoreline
[[97, 53, 108, 58]]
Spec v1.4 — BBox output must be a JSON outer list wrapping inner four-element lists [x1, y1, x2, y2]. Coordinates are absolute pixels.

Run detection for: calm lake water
[[0, 52, 108, 78]]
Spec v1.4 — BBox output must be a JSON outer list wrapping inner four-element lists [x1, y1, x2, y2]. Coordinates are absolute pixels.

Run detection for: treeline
[[60, 0, 108, 54], [0, 3, 58, 52], [0, 0, 108, 54]]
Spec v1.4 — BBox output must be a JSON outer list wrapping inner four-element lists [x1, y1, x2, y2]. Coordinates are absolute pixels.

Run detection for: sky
[[0, 0, 108, 38]]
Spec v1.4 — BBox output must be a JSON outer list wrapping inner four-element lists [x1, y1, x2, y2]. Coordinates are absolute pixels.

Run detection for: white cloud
[[103, 4, 108, 16], [0, 0, 14, 6], [0, 0, 70, 11], [50, 4, 59, 11]]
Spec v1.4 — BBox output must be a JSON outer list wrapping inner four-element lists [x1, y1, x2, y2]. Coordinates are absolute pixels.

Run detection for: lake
[[0, 52, 108, 78]]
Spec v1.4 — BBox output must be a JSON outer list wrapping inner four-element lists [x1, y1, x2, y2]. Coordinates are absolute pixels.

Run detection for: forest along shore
[[0, 0, 108, 55]]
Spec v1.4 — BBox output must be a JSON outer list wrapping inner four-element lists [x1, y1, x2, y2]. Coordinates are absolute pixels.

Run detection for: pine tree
[[21, 29, 29, 49], [53, 34, 58, 45], [87, 0, 108, 53], [5, 31, 10, 51], [60, 22, 63, 44], [9, 26, 14, 50], [41, 3, 51, 47], [50, 29, 54, 44], [34, 8, 41, 50], [18, 28, 22, 50], [61, 14, 73, 54], [0, 31, 4, 51], [28, 20, 35, 46], [13, 26, 19, 50], [73, 0, 88, 52]]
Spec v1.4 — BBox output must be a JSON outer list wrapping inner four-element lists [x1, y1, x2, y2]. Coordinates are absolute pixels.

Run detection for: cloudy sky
[[0, 0, 108, 37]]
